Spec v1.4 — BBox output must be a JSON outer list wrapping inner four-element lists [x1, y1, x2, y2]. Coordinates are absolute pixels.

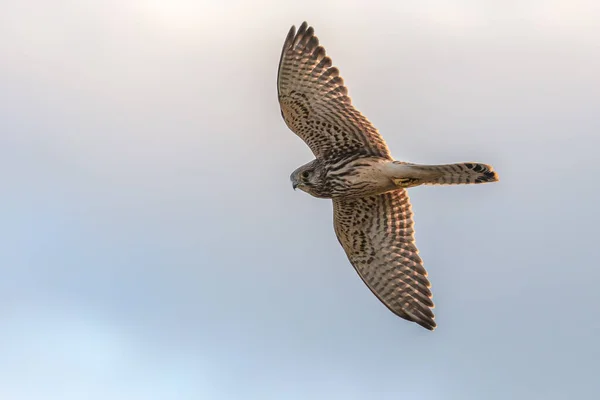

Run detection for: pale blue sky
[[1, 1, 599, 399]]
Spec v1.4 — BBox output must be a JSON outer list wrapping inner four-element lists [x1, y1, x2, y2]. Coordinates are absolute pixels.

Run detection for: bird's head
[[290, 159, 328, 198]]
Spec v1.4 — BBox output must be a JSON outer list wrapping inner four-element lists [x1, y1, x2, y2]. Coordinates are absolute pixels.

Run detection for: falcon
[[278, 22, 499, 330]]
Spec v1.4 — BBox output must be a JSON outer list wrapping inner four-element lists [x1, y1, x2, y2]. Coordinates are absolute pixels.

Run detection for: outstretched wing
[[277, 22, 391, 161], [333, 189, 436, 330]]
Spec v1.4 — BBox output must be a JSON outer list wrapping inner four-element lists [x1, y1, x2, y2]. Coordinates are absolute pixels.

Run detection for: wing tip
[[424, 325, 437, 331], [283, 24, 297, 51], [398, 304, 437, 331], [410, 314, 437, 331], [283, 21, 320, 51], [277, 23, 301, 94], [297, 21, 309, 35]]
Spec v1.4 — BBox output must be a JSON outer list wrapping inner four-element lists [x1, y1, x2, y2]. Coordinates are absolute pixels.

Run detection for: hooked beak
[[292, 182, 298, 190]]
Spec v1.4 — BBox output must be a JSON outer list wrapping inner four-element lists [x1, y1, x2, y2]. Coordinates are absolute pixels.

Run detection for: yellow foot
[[393, 177, 420, 188]]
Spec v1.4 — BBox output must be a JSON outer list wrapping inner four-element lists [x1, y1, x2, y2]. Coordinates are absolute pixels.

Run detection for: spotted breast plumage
[[278, 22, 499, 330]]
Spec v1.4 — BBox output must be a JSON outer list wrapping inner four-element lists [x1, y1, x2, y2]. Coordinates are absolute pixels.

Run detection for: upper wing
[[277, 22, 391, 161], [333, 189, 436, 330]]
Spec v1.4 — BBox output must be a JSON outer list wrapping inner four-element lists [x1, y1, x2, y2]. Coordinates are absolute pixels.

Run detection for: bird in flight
[[277, 22, 499, 330]]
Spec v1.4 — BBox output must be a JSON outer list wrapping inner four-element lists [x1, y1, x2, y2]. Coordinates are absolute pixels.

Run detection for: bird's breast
[[326, 158, 396, 198]]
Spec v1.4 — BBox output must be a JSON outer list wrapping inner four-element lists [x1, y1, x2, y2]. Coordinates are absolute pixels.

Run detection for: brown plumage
[[333, 190, 435, 330], [277, 22, 391, 160], [279, 22, 499, 330]]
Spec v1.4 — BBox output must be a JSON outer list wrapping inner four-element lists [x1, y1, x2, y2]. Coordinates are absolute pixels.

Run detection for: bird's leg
[[392, 177, 421, 188]]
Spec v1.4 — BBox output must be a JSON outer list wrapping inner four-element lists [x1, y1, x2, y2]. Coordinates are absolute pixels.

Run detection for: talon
[[393, 178, 419, 188]]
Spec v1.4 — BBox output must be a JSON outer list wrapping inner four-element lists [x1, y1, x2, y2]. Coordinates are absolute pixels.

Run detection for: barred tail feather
[[388, 162, 499, 187], [422, 162, 499, 185]]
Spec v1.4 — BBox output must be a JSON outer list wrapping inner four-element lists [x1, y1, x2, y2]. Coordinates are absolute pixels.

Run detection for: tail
[[387, 162, 499, 187]]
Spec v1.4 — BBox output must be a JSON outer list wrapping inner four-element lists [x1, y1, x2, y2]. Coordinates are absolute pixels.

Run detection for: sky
[[1, 1, 599, 399]]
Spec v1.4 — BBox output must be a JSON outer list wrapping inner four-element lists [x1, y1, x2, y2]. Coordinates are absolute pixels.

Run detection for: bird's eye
[[301, 171, 310, 179]]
